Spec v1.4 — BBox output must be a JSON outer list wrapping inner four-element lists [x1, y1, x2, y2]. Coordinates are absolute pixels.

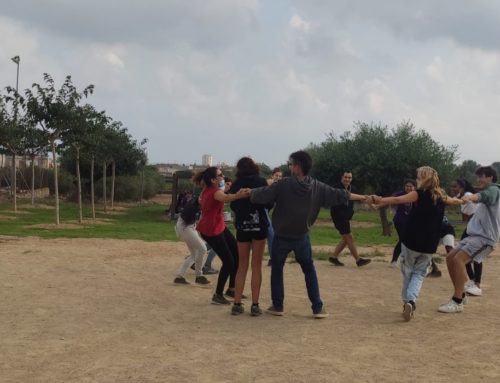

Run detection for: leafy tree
[[24, 74, 93, 224], [0, 88, 27, 212], [309, 121, 458, 234]]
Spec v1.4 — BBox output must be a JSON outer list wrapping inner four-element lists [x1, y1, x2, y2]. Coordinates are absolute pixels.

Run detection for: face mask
[[218, 179, 225, 190]]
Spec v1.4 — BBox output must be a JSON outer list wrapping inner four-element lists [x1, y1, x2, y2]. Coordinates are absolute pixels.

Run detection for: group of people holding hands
[[174, 149, 500, 321]]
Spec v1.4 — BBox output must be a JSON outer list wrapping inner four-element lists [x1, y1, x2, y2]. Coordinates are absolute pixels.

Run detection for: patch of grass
[[359, 249, 386, 258]]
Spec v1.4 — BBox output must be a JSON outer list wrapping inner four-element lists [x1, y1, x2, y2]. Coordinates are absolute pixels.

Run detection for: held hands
[[236, 188, 251, 198]]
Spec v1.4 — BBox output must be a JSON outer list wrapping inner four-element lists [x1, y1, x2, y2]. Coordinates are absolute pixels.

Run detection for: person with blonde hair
[[193, 167, 250, 305], [373, 166, 462, 321]]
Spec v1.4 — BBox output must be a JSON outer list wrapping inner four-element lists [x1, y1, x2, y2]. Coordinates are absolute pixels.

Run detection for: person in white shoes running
[[438, 166, 500, 313], [373, 166, 462, 322]]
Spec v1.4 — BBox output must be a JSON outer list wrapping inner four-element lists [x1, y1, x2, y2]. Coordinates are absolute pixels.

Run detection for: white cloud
[[289, 15, 310, 32]]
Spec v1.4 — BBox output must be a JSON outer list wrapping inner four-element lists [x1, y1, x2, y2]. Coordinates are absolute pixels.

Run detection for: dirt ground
[[1, 236, 500, 383]]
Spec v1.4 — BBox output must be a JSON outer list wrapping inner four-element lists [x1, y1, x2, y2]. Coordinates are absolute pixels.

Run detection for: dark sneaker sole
[[402, 303, 413, 322]]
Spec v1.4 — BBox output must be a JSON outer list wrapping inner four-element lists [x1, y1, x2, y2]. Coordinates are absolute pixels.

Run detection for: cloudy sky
[[1, 0, 499, 167]]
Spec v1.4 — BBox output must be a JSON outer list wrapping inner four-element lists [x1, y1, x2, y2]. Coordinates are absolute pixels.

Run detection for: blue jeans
[[265, 210, 274, 259], [271, 235, 323, 313], [400, 244, 433, 303]]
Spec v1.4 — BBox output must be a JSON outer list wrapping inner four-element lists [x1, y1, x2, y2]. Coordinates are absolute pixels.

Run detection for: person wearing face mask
[[193, 167, 250, 305]]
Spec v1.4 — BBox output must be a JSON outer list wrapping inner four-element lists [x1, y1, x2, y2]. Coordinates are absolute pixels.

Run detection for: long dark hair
[[235, 157, 260, 178], [455, 179, 474, 196]]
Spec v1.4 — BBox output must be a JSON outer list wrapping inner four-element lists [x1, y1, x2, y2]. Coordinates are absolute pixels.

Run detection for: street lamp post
[[10, 56, 20, 211]]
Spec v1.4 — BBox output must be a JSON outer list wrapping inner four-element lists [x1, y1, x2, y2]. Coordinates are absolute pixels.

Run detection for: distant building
[[202, 154, 213, 167], [0, 154, 53, 169]]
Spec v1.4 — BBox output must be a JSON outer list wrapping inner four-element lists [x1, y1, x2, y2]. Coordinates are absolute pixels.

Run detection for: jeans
[[265, 209, 274, 259], [400, 244, 433, 303], [205, 245, 217, 268], [271, 235, 323, 313]]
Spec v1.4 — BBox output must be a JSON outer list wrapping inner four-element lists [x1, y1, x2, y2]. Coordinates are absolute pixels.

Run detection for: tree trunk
[[91, 156, 95, 220], [11, 153, 17, 213], [76, 146, 83, 223], [31, 155, 35, 205], [140, 167, 145, 206], [51, 139, 60, 225], [379, 206, 392, 236], [111, 160, 115, 210], [102, 161, 107, 212]]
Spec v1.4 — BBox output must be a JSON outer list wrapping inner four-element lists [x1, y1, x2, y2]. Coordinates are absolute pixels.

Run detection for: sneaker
[[313, 308, 329, 319], [195, 276, 211, 285], [438, 299, 464, 313], [427, 268, 442, 278], [174, 276, 189, 284], [202, 266, 219, 275], [465, 283, 482, 296], [356, 258, 371, 267], [329, 257, 345, 266], [231, 304, 245, 315], [211, 294, 231, 305], [225, 289, 247, 299], [250, 304, 263, 316], [266, 305, 284, 316], [402, 302, 413, 322], [390, 261, 398, 268]]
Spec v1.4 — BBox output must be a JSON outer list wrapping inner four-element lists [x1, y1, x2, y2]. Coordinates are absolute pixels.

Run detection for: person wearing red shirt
[[194, 167, 250, 305]]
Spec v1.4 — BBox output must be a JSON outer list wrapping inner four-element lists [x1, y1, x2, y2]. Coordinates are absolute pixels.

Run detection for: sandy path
[[1, 236, 499, 383]]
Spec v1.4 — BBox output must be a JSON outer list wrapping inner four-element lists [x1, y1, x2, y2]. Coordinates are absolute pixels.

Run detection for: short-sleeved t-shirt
[[196, 186, 225, 237]]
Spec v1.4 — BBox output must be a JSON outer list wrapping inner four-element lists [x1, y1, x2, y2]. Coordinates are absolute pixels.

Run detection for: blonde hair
[[416, 166, 447, 204]]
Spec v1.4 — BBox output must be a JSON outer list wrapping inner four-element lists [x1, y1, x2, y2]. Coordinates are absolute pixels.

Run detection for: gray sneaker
[[250, 304, 263, 316], [231, 304, 244, 315], [174, 276, 189, 284], [212, 294, 231, 305], [202, 266, 219, 275], [266, 305, 284, 316], [402, 302, 413, 321], [313, 308, 329, 319]]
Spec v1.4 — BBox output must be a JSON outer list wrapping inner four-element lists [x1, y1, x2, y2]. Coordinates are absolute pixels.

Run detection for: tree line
[[0, 73, 157, 224]]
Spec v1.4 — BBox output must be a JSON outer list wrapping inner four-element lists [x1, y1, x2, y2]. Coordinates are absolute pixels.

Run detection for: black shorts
[[333, 219, 351, 235], [236, 229, 267, 242]]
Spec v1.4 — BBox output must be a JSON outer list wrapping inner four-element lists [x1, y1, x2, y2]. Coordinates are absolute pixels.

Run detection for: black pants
[[202, 228, 238, 295], [391, 221, 405, 263]]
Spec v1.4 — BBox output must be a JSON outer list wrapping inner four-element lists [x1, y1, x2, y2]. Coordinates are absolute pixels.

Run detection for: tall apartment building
[[202, 154, 213, 167]]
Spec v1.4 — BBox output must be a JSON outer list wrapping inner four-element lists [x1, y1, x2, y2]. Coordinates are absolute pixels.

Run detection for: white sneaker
[[438, 299, 464, 313], [465, 283, 482, 296], [390, 261, 398, 268]]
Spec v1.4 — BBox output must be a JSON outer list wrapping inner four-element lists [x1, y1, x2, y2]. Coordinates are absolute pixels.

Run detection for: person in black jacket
[[229, 157, 273, 316], [328, 171, 371, 267]]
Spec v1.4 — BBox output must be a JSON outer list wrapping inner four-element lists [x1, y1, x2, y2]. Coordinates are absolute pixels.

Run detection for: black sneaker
[[266, 305, 284, 316], [231, 304, 244, 315], [225, 289, 247, 299], [427, 268, 442, 278], [250, 304, 262, 316], [174, 276, 189, 284], [329, 257, 345, 266], [356, 258, 371, 267], [212, 294, 231, 305], [195, 276, 211, 285], [202, 266, 219, 275]]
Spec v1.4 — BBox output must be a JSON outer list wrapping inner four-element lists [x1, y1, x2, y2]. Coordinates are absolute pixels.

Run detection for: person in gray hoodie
[[249, 150, 369, 318], [438, 166, 500, 313]]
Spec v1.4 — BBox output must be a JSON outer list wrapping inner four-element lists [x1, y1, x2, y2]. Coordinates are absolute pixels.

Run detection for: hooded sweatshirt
[[250, 176, 350, 239], [466, 183, 500, 245]]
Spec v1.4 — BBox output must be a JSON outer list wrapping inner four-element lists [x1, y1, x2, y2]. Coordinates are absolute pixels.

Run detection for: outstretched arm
[[214, 188, 250, 203], [373, 191, 418, 207]]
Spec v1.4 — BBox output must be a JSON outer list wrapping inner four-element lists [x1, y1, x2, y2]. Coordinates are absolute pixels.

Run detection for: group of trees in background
[[0, 73, 162, 224]]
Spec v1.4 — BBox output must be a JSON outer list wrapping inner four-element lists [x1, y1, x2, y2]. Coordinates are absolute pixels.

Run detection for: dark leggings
[[202, 228, 239, 295], [462, 229, 483, 284], [391, 222, 405, 263]]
